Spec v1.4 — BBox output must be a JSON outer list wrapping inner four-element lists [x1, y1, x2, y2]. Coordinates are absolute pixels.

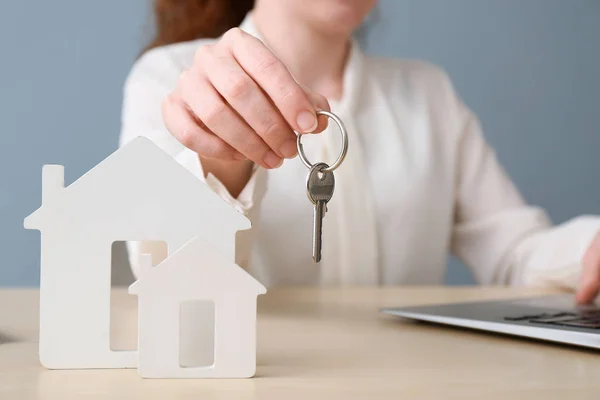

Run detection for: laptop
[[381, 295, 600, 349]]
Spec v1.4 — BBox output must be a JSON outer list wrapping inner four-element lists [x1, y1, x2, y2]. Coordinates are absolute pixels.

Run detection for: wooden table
[[1, 287, 599, 399]]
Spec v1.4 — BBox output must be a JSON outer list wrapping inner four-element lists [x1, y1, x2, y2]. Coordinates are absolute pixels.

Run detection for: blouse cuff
[[173, 148, 262, 215], [520, 216, 600, 290]]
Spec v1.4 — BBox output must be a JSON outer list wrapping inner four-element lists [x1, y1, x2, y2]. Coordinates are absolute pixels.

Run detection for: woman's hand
[[162, 27, 330, 170], [576, 231, 600, 304]]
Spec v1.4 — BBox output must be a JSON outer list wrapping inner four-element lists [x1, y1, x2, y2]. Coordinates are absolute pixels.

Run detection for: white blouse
[[119, 14, 600, 288]]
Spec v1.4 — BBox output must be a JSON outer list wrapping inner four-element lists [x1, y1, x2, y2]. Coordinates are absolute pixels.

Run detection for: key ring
[[296, 110, 348, 173]]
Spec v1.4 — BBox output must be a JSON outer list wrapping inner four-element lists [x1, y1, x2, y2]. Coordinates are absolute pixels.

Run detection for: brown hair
[[144, 0, 255, 52]]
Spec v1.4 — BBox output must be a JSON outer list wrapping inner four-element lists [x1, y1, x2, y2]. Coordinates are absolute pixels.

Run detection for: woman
[[120, 0, 600, 302]]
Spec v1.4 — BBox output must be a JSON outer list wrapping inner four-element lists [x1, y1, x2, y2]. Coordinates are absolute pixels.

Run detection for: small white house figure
[[129, 236, 266, 378], [23, 137, 252, 370]]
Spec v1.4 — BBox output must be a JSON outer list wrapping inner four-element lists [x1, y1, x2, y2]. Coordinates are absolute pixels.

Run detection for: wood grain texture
[[0, 287, 599, 399]]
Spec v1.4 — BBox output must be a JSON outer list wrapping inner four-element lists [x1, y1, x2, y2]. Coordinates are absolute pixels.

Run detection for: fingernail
[[280, 140, 298, 159], [296, 110, 318, 133], [264, 151, 283, 168]]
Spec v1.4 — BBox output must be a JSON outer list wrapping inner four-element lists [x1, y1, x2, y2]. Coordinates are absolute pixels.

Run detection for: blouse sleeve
[[119, 46, 267, 278], [450, 100, 600, 289]]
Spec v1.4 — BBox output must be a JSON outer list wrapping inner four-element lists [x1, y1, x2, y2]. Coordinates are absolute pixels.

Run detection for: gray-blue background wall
[[1, 0, 598, 286]]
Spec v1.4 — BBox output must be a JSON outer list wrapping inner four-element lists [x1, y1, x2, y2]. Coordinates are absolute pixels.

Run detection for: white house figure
[[23, 137, 252, 370], [129, 236, 266, 378]]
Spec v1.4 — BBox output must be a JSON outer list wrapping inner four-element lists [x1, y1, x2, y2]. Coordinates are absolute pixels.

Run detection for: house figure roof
[[24, 137, 250, 233], [129, 235, 266, 297]]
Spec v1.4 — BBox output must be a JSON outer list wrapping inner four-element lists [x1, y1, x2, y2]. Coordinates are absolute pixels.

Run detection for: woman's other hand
[[162, 27, 330, 170], [576, 231, 600, 304]]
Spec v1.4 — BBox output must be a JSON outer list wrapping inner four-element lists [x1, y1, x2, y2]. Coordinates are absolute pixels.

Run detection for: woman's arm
[[450, 99, 600, 298], [119, 44, 267, 275]]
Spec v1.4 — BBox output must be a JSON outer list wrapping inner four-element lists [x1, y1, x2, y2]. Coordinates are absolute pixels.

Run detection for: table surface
[[0, 287, 598, 399]]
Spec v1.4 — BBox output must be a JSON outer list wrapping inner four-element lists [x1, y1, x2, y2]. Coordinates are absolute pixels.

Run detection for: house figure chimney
[[24, 164, 65, 230], [42, 165, 65, 203]]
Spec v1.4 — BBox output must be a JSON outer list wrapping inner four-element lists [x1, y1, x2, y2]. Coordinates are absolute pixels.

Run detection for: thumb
[[301, 85, 330, 133]]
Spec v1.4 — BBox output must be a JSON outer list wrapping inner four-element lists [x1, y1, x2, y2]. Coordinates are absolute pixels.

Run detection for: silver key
[[306, 162, 335, 262]]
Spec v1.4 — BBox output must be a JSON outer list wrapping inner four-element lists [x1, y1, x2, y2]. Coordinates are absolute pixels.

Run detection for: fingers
[[202, 44, 298, 159], [162, 91, 243, 161], [166, 28, 333, 168], [576, 280, 600, 305], [576, 232, 600, 304], [178, 69, 283, 169], [221, 28, 320, 134]]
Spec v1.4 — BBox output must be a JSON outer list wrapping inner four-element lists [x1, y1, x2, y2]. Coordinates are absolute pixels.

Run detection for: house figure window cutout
[[24, 136, 265, 378]]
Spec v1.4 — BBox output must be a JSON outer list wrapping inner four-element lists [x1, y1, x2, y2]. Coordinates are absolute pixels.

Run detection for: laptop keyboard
[[504, 310, 600, 329]]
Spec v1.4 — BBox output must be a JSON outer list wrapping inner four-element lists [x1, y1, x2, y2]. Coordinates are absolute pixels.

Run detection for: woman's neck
[[252, 5, 350, 100]]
